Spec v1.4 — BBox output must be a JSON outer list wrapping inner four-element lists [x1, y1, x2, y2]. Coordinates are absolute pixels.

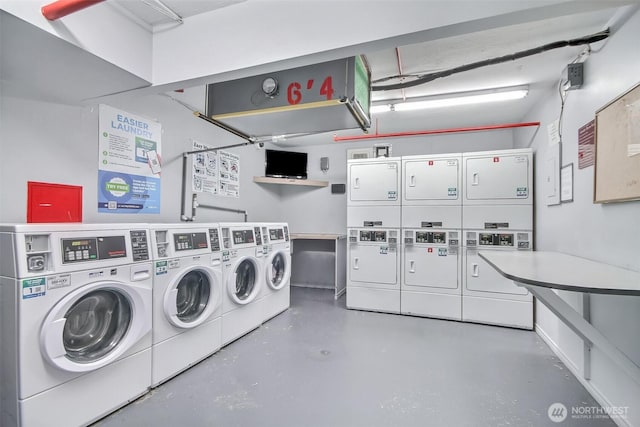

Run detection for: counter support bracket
[[523, 284, 640, 385]]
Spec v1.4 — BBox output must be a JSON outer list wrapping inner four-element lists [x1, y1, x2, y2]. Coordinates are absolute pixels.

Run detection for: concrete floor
[[96, 287, 614, 427]]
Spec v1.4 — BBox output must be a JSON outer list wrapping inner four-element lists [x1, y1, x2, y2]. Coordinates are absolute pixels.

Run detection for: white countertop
[[478, 251, 640, 296]]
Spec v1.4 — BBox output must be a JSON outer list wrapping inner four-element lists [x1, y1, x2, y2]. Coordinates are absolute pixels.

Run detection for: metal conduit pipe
[[42, 0, 106, 20], [193, 195, 249, 222], [333, 121, 540, 142]]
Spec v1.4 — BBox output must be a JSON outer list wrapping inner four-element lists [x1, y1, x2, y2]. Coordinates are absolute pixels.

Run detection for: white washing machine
[[0, 223, 152, 427], [219, 223, 265, 346], [462, 229, 533, 329], [346, 227, 400, 313], [148, 223, 223, 387], [402, 228, 461, 320], [259, 222, 291, 322]]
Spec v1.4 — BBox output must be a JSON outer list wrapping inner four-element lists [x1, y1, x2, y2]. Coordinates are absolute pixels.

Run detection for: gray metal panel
[[205, 57, 370, 137], [207, 58, 354, 114], [216, 102, 360, 136]]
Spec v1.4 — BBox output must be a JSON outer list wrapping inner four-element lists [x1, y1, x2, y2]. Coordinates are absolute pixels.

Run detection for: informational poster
[[192, 140, 219, 195], [578, 119, 595, 169], [219, 150, 240, 198], [191, 141, 239, 198], [98, 105, 162, 214]]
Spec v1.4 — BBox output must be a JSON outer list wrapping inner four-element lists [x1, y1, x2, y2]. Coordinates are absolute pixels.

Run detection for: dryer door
[[265, 250, 291, 291], [40, 281, 150, 373], [228, 256, 261, 305], [165, 266, 220, 328]]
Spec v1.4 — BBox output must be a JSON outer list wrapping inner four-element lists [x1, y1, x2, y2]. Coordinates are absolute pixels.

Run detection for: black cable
[[371, 29, 609, 92]]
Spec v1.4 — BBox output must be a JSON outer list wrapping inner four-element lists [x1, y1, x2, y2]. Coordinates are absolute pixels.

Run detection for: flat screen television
[[265, 149, 308, 179]]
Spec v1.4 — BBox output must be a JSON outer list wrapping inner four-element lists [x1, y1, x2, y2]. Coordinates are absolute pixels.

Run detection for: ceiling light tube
[[370, 104, 392, 114], [370, 86, 528, 114]]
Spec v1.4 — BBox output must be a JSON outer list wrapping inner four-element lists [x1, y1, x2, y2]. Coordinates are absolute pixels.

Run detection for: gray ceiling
[[3, 0, 636, 145], [108, 0, 629, 144]]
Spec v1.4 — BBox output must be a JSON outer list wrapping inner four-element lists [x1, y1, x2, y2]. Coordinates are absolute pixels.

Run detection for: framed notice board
[[594, 81, 640, 203]]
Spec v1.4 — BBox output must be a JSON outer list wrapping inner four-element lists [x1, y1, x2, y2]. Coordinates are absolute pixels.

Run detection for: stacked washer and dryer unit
[[401, 153, 463, 321], [346, 157, 402, 313], [346, 148, 533, 329], [461, 149, 534, 329], [0, 223, 153, 427]]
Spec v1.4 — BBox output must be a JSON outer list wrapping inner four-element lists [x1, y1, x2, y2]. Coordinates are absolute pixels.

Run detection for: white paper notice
[[190, 141, 240, 197], [192, 140, 218, 195], [547, 119, 561, 146]]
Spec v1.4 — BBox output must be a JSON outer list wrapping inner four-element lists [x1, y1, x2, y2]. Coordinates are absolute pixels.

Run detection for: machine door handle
[[353, 257, 359, 270], [472, 263, 479, 277], [409, 175, 416, 187], [409, 260, 415, 273], [353, 177, 360, 189], [472, 172, 479, 186]]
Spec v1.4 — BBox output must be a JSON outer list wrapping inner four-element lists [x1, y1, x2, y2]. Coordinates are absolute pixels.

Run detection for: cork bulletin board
[[594, 81, 640, 203]]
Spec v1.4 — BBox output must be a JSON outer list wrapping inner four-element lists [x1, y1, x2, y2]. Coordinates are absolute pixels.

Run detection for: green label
[[155, 261, 168, 276], [22, 277, 46, 299], [105, 182, 130, 192]]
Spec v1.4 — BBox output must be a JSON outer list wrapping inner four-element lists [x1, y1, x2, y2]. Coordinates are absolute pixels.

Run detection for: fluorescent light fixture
[[370, 104, 392, 114], [370, 86, 528, 114]]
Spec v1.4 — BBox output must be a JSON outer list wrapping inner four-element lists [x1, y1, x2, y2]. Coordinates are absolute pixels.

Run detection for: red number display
[[287, 82, 302, 105], [286, 76, 334, 105], [320, 76, 334, 100]]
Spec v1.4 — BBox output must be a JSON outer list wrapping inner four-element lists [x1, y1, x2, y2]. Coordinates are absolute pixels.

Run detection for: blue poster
[[98, 105, 162, 214], [97, 171, 160, 214]]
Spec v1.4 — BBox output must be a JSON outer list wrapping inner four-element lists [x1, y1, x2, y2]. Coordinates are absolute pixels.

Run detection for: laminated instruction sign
[[191, 140, 239, 198], [98, 105, 162, 214]]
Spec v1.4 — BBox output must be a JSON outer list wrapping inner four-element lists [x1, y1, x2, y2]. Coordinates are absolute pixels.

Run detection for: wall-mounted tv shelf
[[253, 176, 328, 187]]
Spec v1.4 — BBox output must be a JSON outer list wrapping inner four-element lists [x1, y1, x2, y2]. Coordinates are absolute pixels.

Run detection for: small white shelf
[[253, 176, 328, 187]]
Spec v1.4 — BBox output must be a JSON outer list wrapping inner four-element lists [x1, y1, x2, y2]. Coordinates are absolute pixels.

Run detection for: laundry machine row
[[218, 222, 292, 346], [0, 220, 292, 427], [345, 148, 534, 330]]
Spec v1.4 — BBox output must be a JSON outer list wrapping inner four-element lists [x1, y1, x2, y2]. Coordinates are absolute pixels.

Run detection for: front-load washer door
[[228, 256, 261, 305], [165, 266, 220, 328], [266, 250, 291, 291], [40, 281, 150, 373]]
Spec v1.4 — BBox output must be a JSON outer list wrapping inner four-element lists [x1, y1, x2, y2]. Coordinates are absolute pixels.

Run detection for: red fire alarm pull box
[[27, 181, 83, 223]]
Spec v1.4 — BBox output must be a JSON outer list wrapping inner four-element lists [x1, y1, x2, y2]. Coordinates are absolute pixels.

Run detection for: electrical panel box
[[562, 62, 584, 91], [27, 181, 83, 223]]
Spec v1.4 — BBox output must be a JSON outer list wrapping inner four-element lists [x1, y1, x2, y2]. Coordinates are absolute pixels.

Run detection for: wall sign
[[98, 105, 162, 214], [191, 140, 240, 198]]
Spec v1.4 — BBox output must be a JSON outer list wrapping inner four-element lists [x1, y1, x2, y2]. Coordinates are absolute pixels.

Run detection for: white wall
[[514, 8, 640, 426], [279, 129, 517, 233], [0, 1, 152, 81], [0, 93, 281, 224]]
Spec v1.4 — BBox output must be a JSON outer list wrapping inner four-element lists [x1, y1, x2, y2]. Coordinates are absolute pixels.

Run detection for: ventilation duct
[[205, 56, 371, 139]]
